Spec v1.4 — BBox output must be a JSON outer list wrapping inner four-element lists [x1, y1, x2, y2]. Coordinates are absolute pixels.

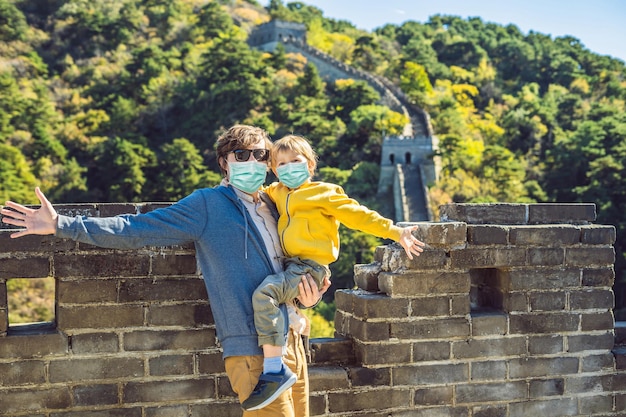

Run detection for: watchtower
[[248, 20, 306, 51]]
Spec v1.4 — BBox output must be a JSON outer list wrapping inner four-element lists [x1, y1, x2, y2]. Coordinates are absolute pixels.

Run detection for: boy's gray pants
[[253, 257, 329, 347]]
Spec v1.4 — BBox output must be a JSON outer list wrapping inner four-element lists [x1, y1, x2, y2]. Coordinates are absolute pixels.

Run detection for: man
[[1, 124, 329, 417]]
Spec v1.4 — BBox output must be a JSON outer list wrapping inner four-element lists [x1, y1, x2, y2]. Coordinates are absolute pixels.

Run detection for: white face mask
[[227, 160, 267, 193], [276, 162, 310, 189]]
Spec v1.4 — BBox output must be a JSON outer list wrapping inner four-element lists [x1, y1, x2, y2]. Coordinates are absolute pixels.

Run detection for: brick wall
[[1, 202, 625, 416]]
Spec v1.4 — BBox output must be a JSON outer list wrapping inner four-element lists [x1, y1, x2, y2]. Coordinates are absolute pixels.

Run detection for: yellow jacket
[[264, 181, 403, 265]]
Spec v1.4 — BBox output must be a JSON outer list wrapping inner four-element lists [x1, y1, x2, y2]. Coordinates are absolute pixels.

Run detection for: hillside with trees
[[1, 0, 625, 318]]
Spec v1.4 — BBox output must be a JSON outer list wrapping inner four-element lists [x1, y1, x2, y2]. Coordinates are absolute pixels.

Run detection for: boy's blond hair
[[271, 135, 318, 172]]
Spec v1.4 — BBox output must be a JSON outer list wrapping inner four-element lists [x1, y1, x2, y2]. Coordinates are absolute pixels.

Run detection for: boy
[[242, 135, 425, 411]]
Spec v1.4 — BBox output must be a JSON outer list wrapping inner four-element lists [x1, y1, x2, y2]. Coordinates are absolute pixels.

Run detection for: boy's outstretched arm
[[1, 187, 58, 238], [399, 225, 426, 260]]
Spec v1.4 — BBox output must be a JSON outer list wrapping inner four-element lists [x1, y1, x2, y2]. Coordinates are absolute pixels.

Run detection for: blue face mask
[[277, 161, 310, 189], [228, 160, 267, 193]]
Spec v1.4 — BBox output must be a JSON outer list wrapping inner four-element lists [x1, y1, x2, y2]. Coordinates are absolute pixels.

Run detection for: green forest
[[2, 0, 626, 323]]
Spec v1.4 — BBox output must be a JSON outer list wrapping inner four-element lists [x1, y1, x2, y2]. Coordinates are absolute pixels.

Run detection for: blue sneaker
[[241, 366, 297, 411]]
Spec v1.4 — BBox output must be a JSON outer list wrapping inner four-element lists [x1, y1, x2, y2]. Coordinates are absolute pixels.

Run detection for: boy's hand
[[1, 187, 58, 238], [399, 226, 425, 260]]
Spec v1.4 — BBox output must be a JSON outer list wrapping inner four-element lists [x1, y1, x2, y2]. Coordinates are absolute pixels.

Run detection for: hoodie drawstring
[[238, 198, 249, 259]]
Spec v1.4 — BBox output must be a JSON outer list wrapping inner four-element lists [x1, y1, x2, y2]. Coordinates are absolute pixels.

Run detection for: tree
[[0, 0, 28, 42], [330, 79, 380, 121], [147, 138, 221, 201], [400, 61, 433, 107], [0, 144, 37, 203], [90, 137, 156, 202]]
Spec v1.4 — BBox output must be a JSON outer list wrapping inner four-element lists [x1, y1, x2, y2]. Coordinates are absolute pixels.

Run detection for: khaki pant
[[225, 329, 309, 417], [253, 257, 329, 347]]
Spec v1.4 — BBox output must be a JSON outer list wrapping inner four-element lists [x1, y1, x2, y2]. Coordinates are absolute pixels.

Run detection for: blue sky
[[262, 0, 626, 63]]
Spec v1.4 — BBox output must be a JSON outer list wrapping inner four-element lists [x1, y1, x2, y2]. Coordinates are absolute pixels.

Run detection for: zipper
[[280, 191, 292, 255]]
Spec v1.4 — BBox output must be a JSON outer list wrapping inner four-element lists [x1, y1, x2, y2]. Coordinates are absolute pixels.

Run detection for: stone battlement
[[0, 202, 624, 416]]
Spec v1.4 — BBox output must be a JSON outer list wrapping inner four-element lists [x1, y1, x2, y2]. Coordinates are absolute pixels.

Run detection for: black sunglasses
[[232, 149, 270, 162]]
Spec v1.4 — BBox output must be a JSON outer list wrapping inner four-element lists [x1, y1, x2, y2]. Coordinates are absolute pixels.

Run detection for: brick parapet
[[0, 202, 624, 416]]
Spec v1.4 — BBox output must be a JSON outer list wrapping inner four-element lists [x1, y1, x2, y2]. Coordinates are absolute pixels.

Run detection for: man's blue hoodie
[[56, 185, 287, 358]]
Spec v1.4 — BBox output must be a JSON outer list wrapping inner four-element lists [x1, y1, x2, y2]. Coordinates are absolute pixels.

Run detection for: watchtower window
[[469, 268, 503, 312], [7, 277, 55, 331], [389, 154, 395, 164], [405, 152, 412, 164]]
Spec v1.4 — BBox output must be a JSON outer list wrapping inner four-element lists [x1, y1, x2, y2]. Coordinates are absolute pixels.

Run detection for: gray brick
[[527, 247, 564, 266], [347, 366, 391, 387], [472, 405, 506, 417], [123, 379, 215, 402], [578, 394, 613, 414], [72, 384, 118, 406], [565, 246, 615, 267], [54, 253, 151, 278], [0, 361, 46, 386], [567, 332, 614, 352], [0, 332, 68, 359], [569, 289, 614, 310], [528, 335, 564, 355], [411, 296, 451, 317], [470, 361, 507, 381], [456, 381, 526, 403], [580, 312, 614, 331], [510, 225, 581, 246], [414, 386, 453, 405], [57, 305, 144, 329], [452, 337, 526, 359], [149, 354, 194, 376], [146, 405, 192, 417], [349, 317, 389, 342], [353, 263, 381, 291], [0, 257, 50, 279], [147, 303, 213, 327], [379, 271, 470, 297], [327, 388, 412, 413], [528, 203, 595, 224], [439, 203, 527, 225], [57, 279, 118, 303], [580, 225, 616, 244], [350, 291, 409, 319], [500, 268, 580, 291], [124, 329, 216, 351], [49, 357, 144, 382], [378, 245, 449, 272], [413, 341, 451, 361], [529, 292, 566, 311], [581, 353, 615, 372], [393, 363, 468, 385], [582, 268, 615, 287], [197, 351, 225, 375], [529, 378, 564, 397], [510, 312, 579, 334], [0, 387, 71, 415], [450, 248, 526, 268], [355, 341, 411, 365], [391, 317, 469, 340], [151, 254, 198, 276], [509, 357, 578, 378], [118, 278, 205, 302], [190, 403, 241, 417], [308, 366, 349, 392], [397, 221, 467, 248], [509, 398, 578, 417], [310, 337, 355, 366], [471, 312, 507, 335], [467, 225, 508, 245]]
